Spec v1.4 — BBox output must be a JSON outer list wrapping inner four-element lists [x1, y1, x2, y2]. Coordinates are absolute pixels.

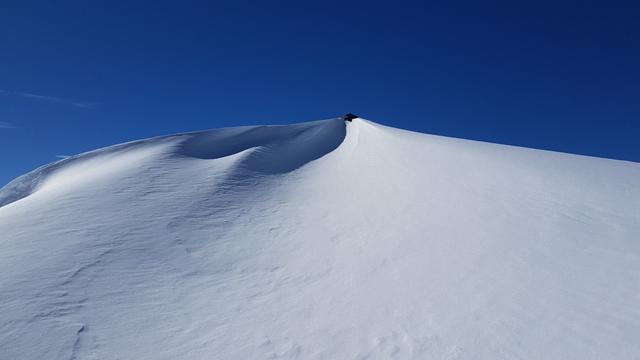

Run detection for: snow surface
[[1, 118, 639, 359]]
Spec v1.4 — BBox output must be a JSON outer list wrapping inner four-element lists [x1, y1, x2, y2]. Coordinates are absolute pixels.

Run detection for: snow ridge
[[0, 118, 346, 209]]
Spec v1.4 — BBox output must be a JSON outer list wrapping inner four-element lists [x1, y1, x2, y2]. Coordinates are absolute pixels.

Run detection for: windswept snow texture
[[1, 118, 639, 359]]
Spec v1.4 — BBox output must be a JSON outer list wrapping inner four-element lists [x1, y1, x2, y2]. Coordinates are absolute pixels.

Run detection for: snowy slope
[[0, 118, 639, 360]]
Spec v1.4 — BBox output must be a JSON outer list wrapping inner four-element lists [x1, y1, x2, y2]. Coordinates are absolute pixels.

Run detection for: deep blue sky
[[1, 1, 639, 186]]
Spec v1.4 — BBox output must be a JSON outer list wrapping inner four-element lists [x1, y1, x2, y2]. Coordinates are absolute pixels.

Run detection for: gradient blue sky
[[1, 0, 639, 186]]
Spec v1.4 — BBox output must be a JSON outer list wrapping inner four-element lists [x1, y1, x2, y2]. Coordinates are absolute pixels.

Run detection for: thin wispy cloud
[[0, 89, 95, 109], [0, 121, 16, 129]]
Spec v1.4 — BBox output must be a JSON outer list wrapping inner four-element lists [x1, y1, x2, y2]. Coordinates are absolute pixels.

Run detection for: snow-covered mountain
[[1, 118, 639, 359]]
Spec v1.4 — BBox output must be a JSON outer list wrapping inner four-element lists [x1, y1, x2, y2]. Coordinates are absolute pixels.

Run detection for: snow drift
[[0, 117, 638, 359]]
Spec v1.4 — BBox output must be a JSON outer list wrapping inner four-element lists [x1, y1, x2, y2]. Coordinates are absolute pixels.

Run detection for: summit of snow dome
[[1, 117, 639, 359]]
